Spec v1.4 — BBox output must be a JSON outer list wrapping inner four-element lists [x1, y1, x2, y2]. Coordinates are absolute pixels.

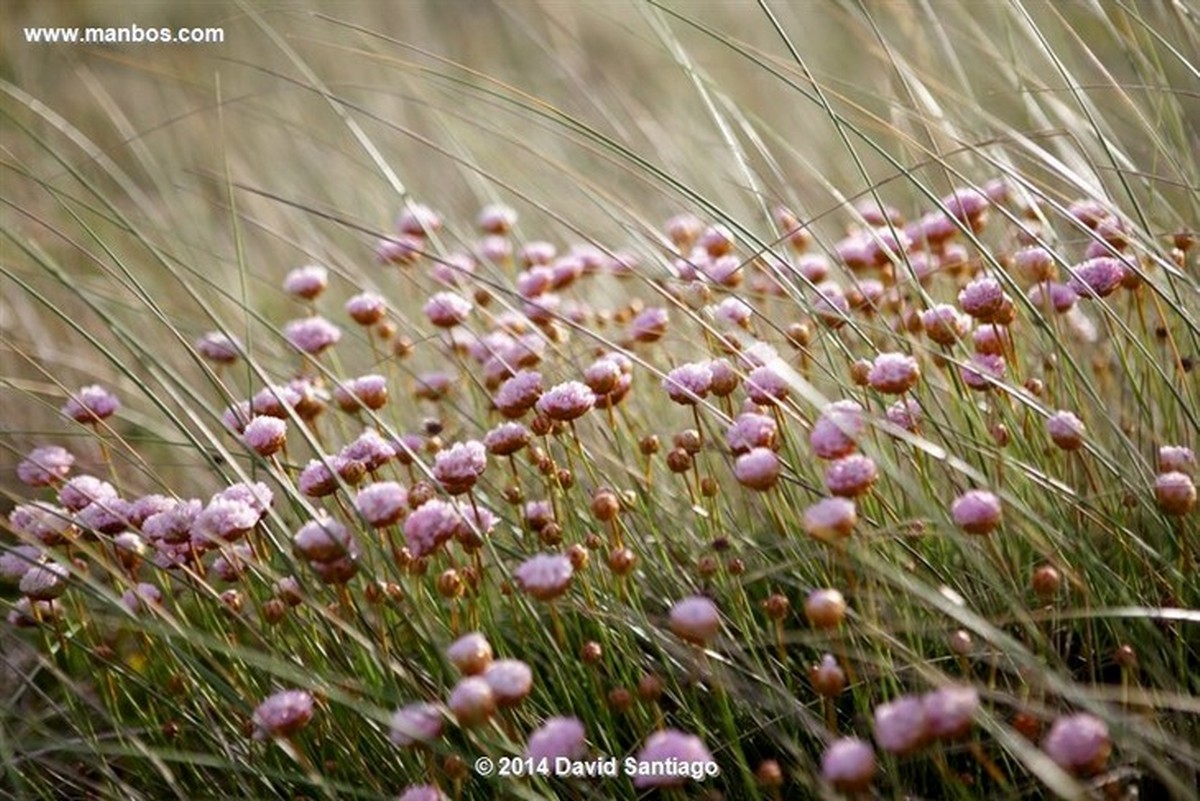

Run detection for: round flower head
[[344, 292, 386, 325], [921, 304, 971, 346], [1014, 246, 1056, 283], [824, 454, 878, 497], [397, 203, 442, 236], [1046, 410, 1086, 451], [1067, 257, 1125, 299], [389, 702, 444, 747], [9, 502, 73, 546], [397, 786, 448, 801], [714, 296, 752, 328], [1042, 713, 1111, 774], [483, 659, 533, 707], [292, 516, 356, 563], [252, 690, 314, 740], [355, 482, 408, 528], [810, 653, 847, 696], [447, 632, 493, 675], [0, 545, 42, 584], [535, 381, 595, 422], [941, 187, 989, 225], [121, 581, 163, 615], [128, 494, 174, 528], [629, 306, 669, 343], [195, 331, 242, 364], [811, 401, 865, 460], [77, 497, 133, 536], [726, 412, 777, 455], [142, 499, 201, 544], [804, 497, 858, 542], [1155, 472, 1196, 516], [960, 353, 1006, 391], [413, 371, 455, 401], [1158, 445, 1196, 477], [62, 385, 120, 424], [58, 475, 117, 512], [821, 737, 876, 792], [746, 366, 788, 405], [923, 685, 979, 739], [867, 352, 920, 394], [804, 588, 847, 629], [283, 264, 328, 299], [433, 440, 487, 495], [526, 717, 587, 763], [477, 203, 517, 234], [17, 445, 75, 487], [284, 316, 341, 355], [494, 370, 543, 418], [437, 683, 488, 731], [885, 398, 922, 432], [403, 500, 461, 558], [341, 429, 396, 471], [735, 448, 782, 491], [874, 695, 929, 755], [423, 291, 472, 328], [514, 553, 574, 600], [243, 416, 287, 457], [583, 357, 621, 394], [669, 596, 721, 644], [663, 362, 712, 405], [334, 374, 389, 412], [951, 490, 1002, 535], [632, 729, 714, 789], [484, 422, 530, 456], [190, 497, 257, 545], [376, 234, 423, 265], [298, 459, 338, 497], [958, 276, 1007, 321]]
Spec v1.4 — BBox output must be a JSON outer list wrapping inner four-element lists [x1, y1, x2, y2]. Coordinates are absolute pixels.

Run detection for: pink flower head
[[62, 385, 120, 424], [1067, 199, 1112, 229], [433, 440, 487, 494], [632, 729, 715, 788], [283, 264, 328, 300], [960, 353, 1006, 391], [835, 234, 871, 272], [355, 482, 408, 528], [865, 227, 911, 266], [726, 412, 777, 455], [284, 316, 341, 355], [448, 677, 495, 726], [340, 429, 396, 472], [128, 494, 174, 528], [514, 553, 573, 600], [867, 352, 920, 394], [584, 357, 622, 394], [885, 398, 922, 432], [1158, 445, 1196, 477], [1046, 410, 1086, 451], [217, 481, 273, 516], [413, 371, 455, 401], [1014, 246, 1056, 283], [121, 581, 164, 615], [941, 187, 989, 225], [663, 362, 713, 405], [477, 203, 516, 234], [298, 459, 339, 497], [389, 702, 444, 747], [483, 659, 534, 707], [494, 370, 543, 418], [403, 499, 461, 558], [292, 515, 357, 563], [142, 499, 201, 544], [1029, 281, 1077, 313], [1042, 713, 1111, 774], [251, 384, 301, 419], [535, 381, 595, 422], [526, 717, 587, 762], [397, 203, 442, 236], [669, 595, 721, 644], [345, 292, 386, 325], [824, 454, 878, 497], [243, 416, 287, 456], [745, 366, 788, 405], [376, 234, 423, 265], [477, 234, 512, 264], [0, 545, 43, 584], [958, 276, 1007, 321], [20, 561, 69, 601], [397, 788, 447, 801], [484, 422, 530, 456], [423, 291, 473, 328], [735, 448, 782, 491], [874, 696, 929, 755], [804, 497, 858, 542], [665, 213, 703, 247], [922, 304, 970, 346], [520, 241, 557, 267], [922, 685, 979, 739], [714, 296, 753, 327], [1067, 257, 1125, 299], [8, 503, 71, 546], [951, 490, 1002, 534], [447, 632, 494, 675], [813, 283, 851, 328], [811, 401, 866, 460], [191, 498, 258, 545], [1155, 471, 1196, 516], [334, 375, 389, 413], [58, 475, 117, 512], [629, 306, 669, 343], [195, 331, 242, 364], [821, 737, 876, 792], [252, 690, 314, 740], [76, 497, 133, 535], [211, 543, 254, 583]]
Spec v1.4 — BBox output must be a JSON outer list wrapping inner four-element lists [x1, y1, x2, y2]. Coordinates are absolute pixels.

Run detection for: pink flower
[[283, 264, 328, 299], [811, 401, 865, 460], [874, 696, 928, 755], [0, 545, 42, 584], [1067, 257, 1125, 299], [20, 561, 69, 600], [483, 659, 533, 706], [536, 381, 595, 422], [477, 203, 516, 234], [665, 213, 703, 247], [195, 331, 242, 363], [59, 475, 117, 512], [941, 187, 989, 224], [284, 316, 341, 355], [376, 234, 423, 265], [243, 416, 287, 456], [495, 370, 543, 418], [447, 632, 494, 675], [423, 291, 473, 327], [734, 448, 781, 491], [921, 304, 970, 346], [958, 276, 1006, 321], [824, 454, 878, 497], [298, 459, 338, 497], [1158, 445, 1196, 476], [142, 499, 201, 544], [9, 502, 73, 545], [252, 690, 314, 740], [885, 398, 922, 432], [345, 292, 386, 325], [1029, 281, 1077, 313], [121, 582, 163, 615], [1014, 246, 1055, 283], [669, 596, 721, 644], [1046, 410, 1086, 451], [629, 306, 669, 343], [923, 685, 979, 739], [746, 366, 788, 405], [584, 357, 622, 394], [867, 352, 920, 394], [1155, 472, 1196, 516], [396, 787, 447, 801], [341, 429, 396, 471], [62, 385, 120, 424], [632, 729, 715, 788], [726, 413, 777, 454], [484, 422, 530, 456], [960, 353, 1006, 391], [397, 203, 442, 236], [663, 363, 713, 405], [389, 702, 444, 747], [514, 553, 573, 600], [821, 738, 876, 792], [433, 440, 487, 494], [804, 497, 857, 542], [714, 296, 753, 327], [526, 717, 587, 762], [403, 500, 461, 558], [1042, 713, 1111, 774], [76, 497, 133, 535], [448, 677, 495, 726], [951, 490, 1002, 535], [191, 498, 258, 545], [354, 482, 408, 528], [292, 515, 357, 563]]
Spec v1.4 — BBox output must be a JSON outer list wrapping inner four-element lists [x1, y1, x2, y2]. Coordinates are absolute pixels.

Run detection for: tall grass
[[2, 2, 1197, 799]]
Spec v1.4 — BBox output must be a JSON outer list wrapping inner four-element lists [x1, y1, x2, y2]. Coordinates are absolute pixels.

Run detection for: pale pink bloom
[[121, 582, 163, 615], [583, 358, 622, 394], [355, 482, 408, 528], [669, 596, 721, 644], [191, 498, 258, 544], [735, 448, 781, 491], [1029, 281, 1077, 313], [211, 544, 254, 583], [397, 203, 442, 236], [403, 500, 461, 558], [142, 499, 202, 544], [726, 413, 777, 454], [795, 253, 830, 283], [821, 738, 876, 792], [19, 561, 69, 601], [0, 545, 42, 584], [495, 370, 543, 418], [448, 677, 495, 726], [389, 702, 444, 747], [59, 475, 117, 512], [960, 353, 1006, 391], [958, 276, 1006, 321], [252, 690, 314, 740], [76, 497, 132, 535], [746, 366, 788, 405], [804, 497, 857, 542], [514, 553, 573, 600], [243, 416, 287, 456], [195, 331, 242, 363], [217, 482, 273, 516], [835, 234, 871, 271], [447, 632, 493, 675], [885, 398, 922, 432], [521, 240, 557, 267], [345, 292, 386, 325], [714, 296, 753, 327], [1014, 246, 1055, 283], [413, 371, 455, 401], [813, 283, 851, 327], [1046, 410, 1086, 451], [283, 265, 328, 299], [536, 381, 595, 422], [396, 787, 447, 801], [665, 213, 703, 247], [663, 363, 713, 405], [424, 291, 473, 327], [526, 717, 586, 762], [1157, 445, 1196, 476], [628, 307, 669, 343], [864, 227, 911, 266], [1068, 257, 1125, 299], [923, 685, 979, 739], [477, 203, 516, 234], [484, 422, 530, 456], [922, 304, 970, 345], [1042, 713, 1111, 774], [867, 352, 920, 394], [874, 696, 928, 755], [951, 490, 1002, 534], [341, 429, 396, 471], [62, 385, 120, 424], [11, 502, 73, 545], [376, 234, 423, 265], [811, 401, 865, 460], [941, 187, 989, 223], [632, 729, 714, 788], [284, 316, 341, 355], [484, 659, 533, 706], [1155, 472, 1196, 516], [292, 515, 357, 563], [478, 234, 512, 263], [824, 454, 877, 497], [433, 440, 487, 494], [127, 494, 174, 528]]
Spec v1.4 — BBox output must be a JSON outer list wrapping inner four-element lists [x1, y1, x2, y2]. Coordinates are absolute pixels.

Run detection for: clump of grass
[[2, 2, 1198, 799]]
